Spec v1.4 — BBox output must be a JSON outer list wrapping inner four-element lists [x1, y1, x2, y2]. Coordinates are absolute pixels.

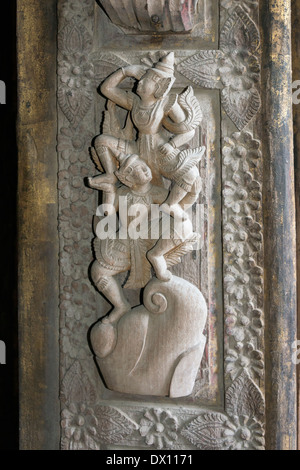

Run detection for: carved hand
[[88, 177, 116, 193], [123, 65, 148, 80], [160, 143, 177, 157]]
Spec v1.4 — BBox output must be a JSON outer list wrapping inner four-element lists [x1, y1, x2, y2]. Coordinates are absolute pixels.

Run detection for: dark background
[[0, 0, 19, 450]]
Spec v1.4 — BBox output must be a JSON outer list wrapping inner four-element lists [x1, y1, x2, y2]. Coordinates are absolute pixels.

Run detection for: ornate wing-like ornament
[[165, 233, 201, 267], [163, 86, 203, 134]]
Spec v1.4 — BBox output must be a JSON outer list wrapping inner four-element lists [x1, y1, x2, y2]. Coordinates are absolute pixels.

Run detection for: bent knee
[[95, 134, 118, 149], [191, 175, 202, 196], [91, 260, 106, 284]]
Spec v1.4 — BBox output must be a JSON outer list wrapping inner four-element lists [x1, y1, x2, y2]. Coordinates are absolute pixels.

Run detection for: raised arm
[[101, 65, 148, 111]]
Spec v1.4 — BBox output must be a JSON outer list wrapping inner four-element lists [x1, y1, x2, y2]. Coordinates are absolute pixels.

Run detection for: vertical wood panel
[[292, 0, 300, 450], [17, 0, 60, 450], [261, 0, 298, 451]]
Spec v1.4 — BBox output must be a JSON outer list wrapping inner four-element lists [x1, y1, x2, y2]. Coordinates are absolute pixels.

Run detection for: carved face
[[137, 71, 159, 99], [122, 160, 152, 187]]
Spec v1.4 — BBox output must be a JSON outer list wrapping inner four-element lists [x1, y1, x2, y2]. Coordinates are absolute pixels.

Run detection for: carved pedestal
[[92, 276, 207, 397]]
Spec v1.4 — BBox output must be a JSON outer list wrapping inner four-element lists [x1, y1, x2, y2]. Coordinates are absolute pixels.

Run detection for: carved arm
[[100, 66, 147, 111]]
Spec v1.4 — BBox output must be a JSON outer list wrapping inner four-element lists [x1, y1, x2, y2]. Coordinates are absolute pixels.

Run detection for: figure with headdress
[[90, 52, 204, 212], [87, 54, 208, 397], [88, 153, 200, 324]]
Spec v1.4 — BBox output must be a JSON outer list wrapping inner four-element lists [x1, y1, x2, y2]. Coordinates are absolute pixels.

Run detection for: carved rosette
[[60, 362, 264, 450], [58, 0, 265, 451], [181, 371, 265, 450], [222, 131, 264, 386], [177, 4, 264, 392]]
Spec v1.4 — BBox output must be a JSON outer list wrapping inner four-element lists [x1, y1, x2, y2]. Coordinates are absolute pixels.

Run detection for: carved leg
[[93, 143, 118, 208], [180, 176, 202, 209], [163, 184, 188, 207], [91, 261, 131, 324], [147, 239, 176, 282]]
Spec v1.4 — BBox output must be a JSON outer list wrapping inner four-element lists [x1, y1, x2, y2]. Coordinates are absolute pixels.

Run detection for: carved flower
[[60, 298, 82, 322], [221, 415, 264, 450], [230, 416, 264, 450], [223, 131, 261, 173], [223, 172, 262, 216], [60, 204, 91, 235], [224, 221, 248, 258], [61, 320, 91, 359], [226, 342, 264, 380], [139, 410, 178, 449], [219, 52, 259, 91], [58, 54, 94, 90], [58, 125, 93, 162], [224, 258, 263, 300], [182, 371, 265, 450], [224, 215, 262, 257], [225, 303, 263, 343], [58, 53, 94, 128], [58, 167, 93, 203], [182, 412, 264, 450], [60, 0, 94, 21], [61, 403, 100, 450]]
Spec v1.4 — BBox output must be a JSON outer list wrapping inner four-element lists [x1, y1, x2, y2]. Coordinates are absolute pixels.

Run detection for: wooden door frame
[[292, 0, 300, 451], [17, 0, 298, 450]]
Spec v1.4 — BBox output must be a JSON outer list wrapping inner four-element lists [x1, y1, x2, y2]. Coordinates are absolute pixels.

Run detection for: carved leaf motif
[[165, 234, 200, 267], [94, 406, 138, 444], [177, 51, 223, 89], [220, 6, 260, 54], [181, 413, 234, 450], [58, 17, 93, 54], [226, 371, 264, 421], [92, 53, 130, 83], [221, 86, 261, 131], [61, 361, 96, 405], [58, 87, 93, 129]]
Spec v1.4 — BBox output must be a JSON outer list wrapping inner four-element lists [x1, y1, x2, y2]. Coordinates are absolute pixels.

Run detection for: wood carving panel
[[57, 0, 265, 450], [95, 0, 219, 50]]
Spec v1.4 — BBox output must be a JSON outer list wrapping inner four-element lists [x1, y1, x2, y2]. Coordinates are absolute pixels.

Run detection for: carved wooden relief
[[57, 0, 265, 450], [98, 0, 201, 33]]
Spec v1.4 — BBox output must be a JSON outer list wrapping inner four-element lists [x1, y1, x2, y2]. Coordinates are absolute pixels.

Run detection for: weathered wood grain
[[17, 0, 60, 450], [261, 0, 297, 451], [292, 0, 300, 451]]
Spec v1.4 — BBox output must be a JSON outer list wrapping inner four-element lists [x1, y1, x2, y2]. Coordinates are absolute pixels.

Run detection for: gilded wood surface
[[17, 0, 60, 450], [261, 0, 297, 451], [292, 0, 300, 450], [16, 0, 298, 450]]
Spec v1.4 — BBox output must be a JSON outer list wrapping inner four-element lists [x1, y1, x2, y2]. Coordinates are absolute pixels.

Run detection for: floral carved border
[[57, 0, 265, 450]]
